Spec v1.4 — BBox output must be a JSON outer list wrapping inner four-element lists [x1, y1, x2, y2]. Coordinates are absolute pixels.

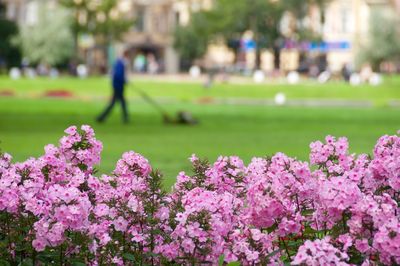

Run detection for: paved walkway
[[0, 86, 394, 108], [211, 98, 373, 107]]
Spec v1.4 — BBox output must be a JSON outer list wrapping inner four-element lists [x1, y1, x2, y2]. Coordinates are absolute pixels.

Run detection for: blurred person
[[37, 62, 49, 76], [21, 58, 29, 70], [360, 63, 373, 83], [204, 67, 218, 88], [341, 63, 352, 82], [220, 66, 230, 83], [203, 58, 218, 88], [97, 50, 129, 124], [68, 59, 78, 76], [308, 63, 319, 78], [147, 53, 159, 74], [134, 53, 146, 73]]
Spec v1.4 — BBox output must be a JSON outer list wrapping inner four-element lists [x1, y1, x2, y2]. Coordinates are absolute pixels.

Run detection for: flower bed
[[0, 125, 399, 265]]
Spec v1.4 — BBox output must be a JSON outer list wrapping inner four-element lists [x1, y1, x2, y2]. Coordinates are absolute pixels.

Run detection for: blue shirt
[[112, 58, 126, 91]]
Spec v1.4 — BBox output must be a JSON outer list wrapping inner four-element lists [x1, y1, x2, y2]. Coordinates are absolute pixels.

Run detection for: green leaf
[[266, 249, 281, 259], [72, 262, 86, 266], [122, 253, 136, 261], [218, 255, 224, 266], [0, 259, 11, 266], [18, 258, 33, 266], [144, 252, 158, 258], [37, 253, 58, 263]]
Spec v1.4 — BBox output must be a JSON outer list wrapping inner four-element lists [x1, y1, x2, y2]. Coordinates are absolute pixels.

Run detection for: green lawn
[[1, 75, 400, 105], [0, 76, 400, 188]]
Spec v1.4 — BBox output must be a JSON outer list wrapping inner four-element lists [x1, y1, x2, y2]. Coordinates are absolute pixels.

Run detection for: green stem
[[280, 237, 291, 261], [60, 245, 63, 266]]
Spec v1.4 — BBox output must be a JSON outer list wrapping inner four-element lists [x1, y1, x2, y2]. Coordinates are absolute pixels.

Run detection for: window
[[136, 6, 145, 32], [340, 4, 351, 33]]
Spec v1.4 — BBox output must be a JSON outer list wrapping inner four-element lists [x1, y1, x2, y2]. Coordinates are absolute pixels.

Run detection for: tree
[[173, 0, 332, 70], [15, 2, 73, 66], [173, 0, 283, 70], [173, 12, 211, 67], [0, 3, 21, 69], [357, 9, 400, 70], [280, 0, 331, 41], [206, 0, 283, 69], [60, 0, 133, 68], [175, 0, 328, 69]]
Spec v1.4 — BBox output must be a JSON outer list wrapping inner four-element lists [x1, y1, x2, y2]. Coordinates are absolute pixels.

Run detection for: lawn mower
[[133, 85, 198, 125]]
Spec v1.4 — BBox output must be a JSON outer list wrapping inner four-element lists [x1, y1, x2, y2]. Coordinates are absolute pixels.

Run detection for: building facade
[[119, 0, 213, 73], [1, 0, 206, 73], [1, 0, 395, 73], [321, 0, 392, 71]]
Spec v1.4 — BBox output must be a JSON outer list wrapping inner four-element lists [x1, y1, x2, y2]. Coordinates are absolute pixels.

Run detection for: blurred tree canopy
[[174, 12, 211, 67], [174, 0, 331, 69], [174, 0, 282, 68], [208, 0, 282, 68], [15, 2, 73, 66], [59, 0, 133, 49], [0, 3, 21, 69], [281, 0, 330, 41], [357, 10, 400, 70]]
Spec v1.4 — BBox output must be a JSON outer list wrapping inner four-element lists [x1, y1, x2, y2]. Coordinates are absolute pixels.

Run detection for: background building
[[1, 0, 396, 73], [120, 0, 213, 73]]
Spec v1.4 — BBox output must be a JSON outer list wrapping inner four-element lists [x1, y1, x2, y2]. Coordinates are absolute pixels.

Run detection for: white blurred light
[[88, 0, 100, 11], [253, 70, 265, 83], [24, 67, 36, 79], [275, 92, 286, 105], [189, 65, 201, 78], [109, 8, 119, 20], [78, 10, 87, 25], [318, 71, 331, 84], [287, 71, 300, 84], [9, 67, 21, 80], [350, 73, 361, 86], [369, 73, 382, 86], [50, 68, 59, 79], [77, 64, 88, 78], [96, 12, 106, 23], [118, 0, 131, 13]]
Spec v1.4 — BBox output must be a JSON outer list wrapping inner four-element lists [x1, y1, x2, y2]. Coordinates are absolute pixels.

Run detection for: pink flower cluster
[[0, 126, 399, 265], [292, 237, 350, 266]]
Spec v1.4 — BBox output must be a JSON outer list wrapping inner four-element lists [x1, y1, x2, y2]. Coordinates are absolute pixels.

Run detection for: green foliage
[[0, 18, 21, 68], [14, 2, 74, 66], [357, 9, 400, 70], [174, 13, 211, 64], [174, 0, 279, 66], [207, 0, 282, 47], [174, 0, 331, 68], [280, 0, 331, 41], [122, 252, 136, 262], [60, 0, 133, 44], [1, 76, 400, 185]]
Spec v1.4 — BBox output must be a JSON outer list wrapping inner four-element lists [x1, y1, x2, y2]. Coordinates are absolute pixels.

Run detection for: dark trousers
[[97, 88, 128, 123]]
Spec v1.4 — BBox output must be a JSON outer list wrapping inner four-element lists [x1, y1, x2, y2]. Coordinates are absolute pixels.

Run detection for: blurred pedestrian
[[134, 53, 146, 73], [97, 50, 129, 124], [341, 63, 352, 82], [147, 53, 159, 74], [309, 63, 319, 78], [203, 58, 218, 89], [204, 67, 218, 88], [360, 63, 373, 83]]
